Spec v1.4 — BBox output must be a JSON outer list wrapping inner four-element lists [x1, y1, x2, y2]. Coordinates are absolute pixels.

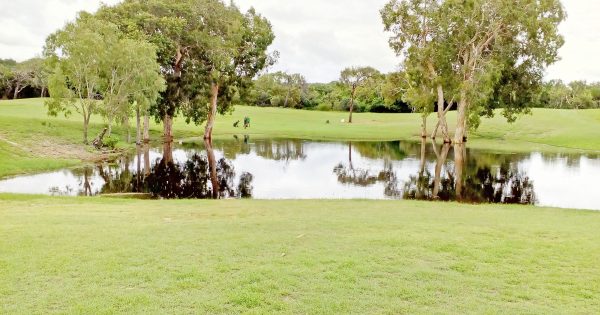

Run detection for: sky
[[0, 0, 598, 83]]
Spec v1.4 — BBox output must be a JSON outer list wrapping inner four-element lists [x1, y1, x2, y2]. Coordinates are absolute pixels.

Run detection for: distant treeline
[[2, 57, 599, 112], [242, 70, 600, 113], [537, 80, 600, 109], [0, 58, 48, 99], [241, 70, 413, 113]]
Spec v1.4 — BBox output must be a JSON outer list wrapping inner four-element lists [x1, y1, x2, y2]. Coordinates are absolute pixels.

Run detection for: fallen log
[[92, 128, 108, 149]]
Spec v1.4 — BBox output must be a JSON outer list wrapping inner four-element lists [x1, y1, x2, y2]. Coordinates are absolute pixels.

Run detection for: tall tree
[[97, 1, 275, 142], [45, 13, 108, 144], [340, 66, 380, 123], [99, 36, 165, 141], [382, 0, 565, 143], [195, 5, 276, 140], [97, 0, 210, 142], [382, 0, 455, 142], [45, 13, 163, 144]]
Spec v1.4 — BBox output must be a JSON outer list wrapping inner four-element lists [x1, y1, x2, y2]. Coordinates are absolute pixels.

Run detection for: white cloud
[[0, 0, 597, 83]]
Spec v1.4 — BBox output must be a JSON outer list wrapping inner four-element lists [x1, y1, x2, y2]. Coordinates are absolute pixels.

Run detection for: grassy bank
[[1, 194, 599, 313], [1, 98, 599, 177]]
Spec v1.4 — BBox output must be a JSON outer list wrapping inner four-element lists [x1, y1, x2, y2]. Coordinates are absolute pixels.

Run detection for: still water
[[0, 138, 599, 210]]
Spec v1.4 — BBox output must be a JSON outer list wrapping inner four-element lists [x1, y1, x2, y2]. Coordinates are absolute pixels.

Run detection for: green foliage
[[44, 12, 164, 143], [538, 80, 600, 109], [103, 135, 120, 150], [245, 72, 308, 108], [98, 0, 275, 136], [382, 0, 566, 137]]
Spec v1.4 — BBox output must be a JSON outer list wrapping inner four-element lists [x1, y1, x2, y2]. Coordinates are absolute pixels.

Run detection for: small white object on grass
[[341, 119, 345, 123]]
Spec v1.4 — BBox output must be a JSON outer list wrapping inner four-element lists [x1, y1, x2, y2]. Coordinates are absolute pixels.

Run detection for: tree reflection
[[88, 140, 253, 199], [333, 142, 401, 197], [403, 141, 536, 204], [141, 140, 253, 199]]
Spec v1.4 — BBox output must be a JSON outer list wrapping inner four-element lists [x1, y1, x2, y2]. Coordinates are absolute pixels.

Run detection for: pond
[[0, 137, 599, 210]]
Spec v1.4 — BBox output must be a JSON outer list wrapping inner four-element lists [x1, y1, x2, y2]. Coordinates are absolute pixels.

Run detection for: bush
[[103, 135, 120, 150], [316, 103, 332, 111]]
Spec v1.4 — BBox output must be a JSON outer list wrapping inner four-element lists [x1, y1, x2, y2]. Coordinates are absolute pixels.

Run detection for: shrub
[[103, 135, 120, 150]]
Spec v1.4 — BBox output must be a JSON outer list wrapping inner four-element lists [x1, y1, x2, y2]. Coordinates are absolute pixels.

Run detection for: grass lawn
[[1, 194, 599, 313], [1, 98, 599, 177]]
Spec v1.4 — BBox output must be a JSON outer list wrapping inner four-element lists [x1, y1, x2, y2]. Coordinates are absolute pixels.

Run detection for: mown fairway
[[1, 194, 599, 314]]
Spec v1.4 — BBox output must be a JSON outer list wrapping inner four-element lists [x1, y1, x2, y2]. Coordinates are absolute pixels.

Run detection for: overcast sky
[[1, 0, 598, 83]]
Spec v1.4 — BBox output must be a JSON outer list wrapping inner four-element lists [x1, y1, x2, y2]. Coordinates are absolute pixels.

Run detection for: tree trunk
[[432, 142, 451, 199], [162, 139, 173, 164], [420, 116, 427, 138], [41, 87, 46, 98], [348, 142, 353, 169], [143, 113, 150, 143], [13, 84, 20, 99], [284, 87, 290, 108], [136, 107, 141, 145], [436, 84, 451, 143], [125, 115, 131, 144], [143, 143, 150, 176], [419, 137, 426, 174], [348, 88, 356, 123], [454, 143, 466, 201], [83, 115, 90, 145], [205, 138, 220, 199], [107, 117, 113, 137], [204, 83, 219, 140], [454, 91, 468, 144], [163, 114, 173, 142]]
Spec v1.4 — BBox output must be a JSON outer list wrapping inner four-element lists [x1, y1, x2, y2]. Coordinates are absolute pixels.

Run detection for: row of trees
[[0, 58, 48, 99], [243, 72, 599, 119], [243, 68, 412, 114], [539, 80, 600, 109], [43, 0, 275, 145]]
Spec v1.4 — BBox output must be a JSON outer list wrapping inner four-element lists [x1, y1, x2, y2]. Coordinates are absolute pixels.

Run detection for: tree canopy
[[44, 12, 164, 144], [382, 0, 566, 142]]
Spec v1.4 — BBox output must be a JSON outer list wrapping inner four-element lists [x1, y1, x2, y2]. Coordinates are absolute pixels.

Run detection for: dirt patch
[[0, 133, 118, 162]]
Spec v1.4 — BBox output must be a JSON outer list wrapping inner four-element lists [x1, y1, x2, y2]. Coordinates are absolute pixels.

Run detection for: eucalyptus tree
[[382, 0, 565, 143], [100, 37, 165, 142], [192, 5, 276, 140], [27, 58, 50, 97], [45, 14, 109, 144], [246, 71, 307, 108], [10, 59, 38, 99], [340, 67, 380, 123], [447, 0, 564, 143], [277, 72, 307, 108], [97, 0, 212, 142], [382, 0, 458, 142], [97, 1, 275, 142], [45, 12, 163, 144]]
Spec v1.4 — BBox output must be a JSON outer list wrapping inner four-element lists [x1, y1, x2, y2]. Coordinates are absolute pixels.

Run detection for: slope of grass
[[1, 98, 599, 177], [0, 141, 78, 178], [1, 195, 599, 314]]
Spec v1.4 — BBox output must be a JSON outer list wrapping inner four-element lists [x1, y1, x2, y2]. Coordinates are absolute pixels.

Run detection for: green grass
[[1, 98, 599, 177], [1, 194, 599, 314], [0, 141, 78, 178]]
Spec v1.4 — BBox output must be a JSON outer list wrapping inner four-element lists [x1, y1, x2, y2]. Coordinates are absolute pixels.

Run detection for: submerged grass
[[1, 195, 599, 313]]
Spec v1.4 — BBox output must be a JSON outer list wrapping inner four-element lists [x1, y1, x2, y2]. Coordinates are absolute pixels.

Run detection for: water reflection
[[0, 138, 598, 210], [402, 141, 536, 204], [333, 142, 401, 197]]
